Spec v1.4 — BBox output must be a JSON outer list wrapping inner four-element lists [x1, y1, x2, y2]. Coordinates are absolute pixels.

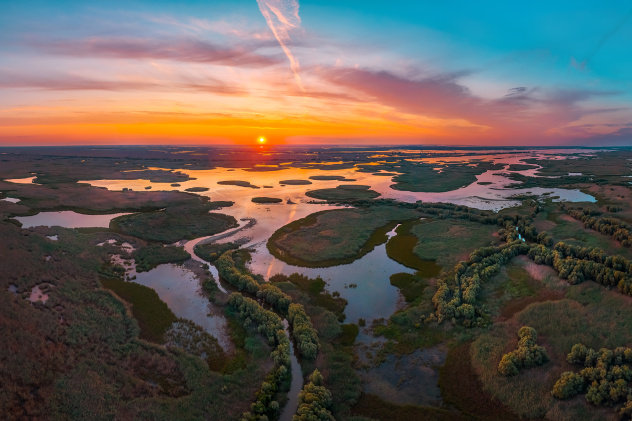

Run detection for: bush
[[552, 343, 632, 417], [293, 370, 335, 421], [498, 326, 549, 376]]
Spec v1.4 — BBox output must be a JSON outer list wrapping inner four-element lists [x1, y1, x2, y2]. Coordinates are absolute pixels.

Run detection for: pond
[[16, 211, 131, 228], [247, 226, 413, 324], [130, 263, 232, 351]]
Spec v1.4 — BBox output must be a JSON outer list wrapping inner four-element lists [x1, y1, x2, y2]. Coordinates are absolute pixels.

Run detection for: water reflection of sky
[[16, 211, 131, 228], [79, 150, 600, 324]]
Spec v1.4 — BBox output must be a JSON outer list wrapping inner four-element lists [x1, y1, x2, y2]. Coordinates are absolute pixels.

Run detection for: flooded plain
[[109, 252, 232, 352], [79, 149, 600, 325]]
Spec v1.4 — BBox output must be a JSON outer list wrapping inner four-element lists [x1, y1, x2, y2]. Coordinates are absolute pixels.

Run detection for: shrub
[[498, 326, 549, 376]]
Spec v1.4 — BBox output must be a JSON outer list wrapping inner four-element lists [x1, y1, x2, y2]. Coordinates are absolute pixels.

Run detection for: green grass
[[389, 273, 429, 303], [111, 202, 237, 243], [305, 184, 380, 201], [251, 196, 283, 203], [270, 273, 347, 320], [133, 244, 190, 272], [410, 219, 499, 268], [373, 305, 446, 355], [101, 278, 176, 343], [391, 161, 503, 193], [547, 213, 632, 260], [337, 324, 359, 346], [386, 221, 442, 276], [267, 206, 422, 267], [471, 281, 632, 420]]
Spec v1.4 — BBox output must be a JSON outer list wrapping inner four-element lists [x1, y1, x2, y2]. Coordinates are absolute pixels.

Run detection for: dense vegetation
[[293, 370, 335, 421], [432, 241, 531, 325], [567, 207, 632, 246], [227, 293, 291, 421], [553, 344, 632, 419], [111, 200, 237, 243], [101, 278, 177, 343], [132, 244, 190, 272], [217, 250, 320, 360], [498, 327, 549, 376], [6, 148, 632, 420]]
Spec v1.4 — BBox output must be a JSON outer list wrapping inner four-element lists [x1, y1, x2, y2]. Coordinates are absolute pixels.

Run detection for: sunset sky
[[1, 0, 631, 146]]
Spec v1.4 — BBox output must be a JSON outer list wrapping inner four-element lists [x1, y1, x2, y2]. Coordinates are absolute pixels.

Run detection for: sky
[[1, 0, 631, 146]]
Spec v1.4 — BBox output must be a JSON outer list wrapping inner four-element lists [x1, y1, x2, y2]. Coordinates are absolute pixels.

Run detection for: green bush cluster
[[194, 241, 240, 263], [432, 241, 531, 325], [216, 250, 261, 294], [288, 303, 319, 359], [218, 251, 320, 360], [498, 326, 549, 376], [568, 208, 632, 247], [528, 242, 632, 294], [552, 344, 632, 419], [228, 293, 292, 421], [293, 369, 335, 421], [257, 283, 292, 314]]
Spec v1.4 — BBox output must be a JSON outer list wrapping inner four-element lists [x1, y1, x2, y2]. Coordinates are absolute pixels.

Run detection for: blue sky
[[0, 0, 630, 145]]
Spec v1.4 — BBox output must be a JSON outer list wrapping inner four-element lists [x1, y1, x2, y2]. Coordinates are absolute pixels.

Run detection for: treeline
[[217, 250, 319, 359], [528, 242, 632, 295], [432, 241, 531, 325], [216, 251, 261, 294], [498, 326, 549, 376], [552, 344, 632, 419], [228, 293, 291, 421], [293, 369, 334, 421], [567, 208, 632, 246]]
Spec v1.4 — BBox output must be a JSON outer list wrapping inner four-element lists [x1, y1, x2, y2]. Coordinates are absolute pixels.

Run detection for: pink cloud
[[28, 37, 283, 67]]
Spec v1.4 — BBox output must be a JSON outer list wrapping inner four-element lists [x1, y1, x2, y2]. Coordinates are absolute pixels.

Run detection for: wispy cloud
[[27, 37, 282, 67], [0, 71, 244, 94], [256, 0, 304, 89]]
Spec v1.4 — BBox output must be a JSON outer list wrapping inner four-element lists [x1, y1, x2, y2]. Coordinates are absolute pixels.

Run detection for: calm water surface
[[80, 150, 599, 324], [16, 211, 131, 228]]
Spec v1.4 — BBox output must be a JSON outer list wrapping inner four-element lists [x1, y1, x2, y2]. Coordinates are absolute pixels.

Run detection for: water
[[130, 264, 231, 351], [110, 252, 232, 352], [27, 285, 50, 304], [5, 176, 37, 184], [247, 227, 413, 324], [79, 150, 598, 324], [279, 320, 303, 421], [16, 211, 131, 228]]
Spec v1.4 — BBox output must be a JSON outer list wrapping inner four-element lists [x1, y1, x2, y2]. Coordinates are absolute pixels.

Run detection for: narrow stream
[[279, 320, 303, 421]]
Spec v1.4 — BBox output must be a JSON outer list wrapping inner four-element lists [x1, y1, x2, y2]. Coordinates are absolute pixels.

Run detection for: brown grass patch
[[439, 342, 522, 421]]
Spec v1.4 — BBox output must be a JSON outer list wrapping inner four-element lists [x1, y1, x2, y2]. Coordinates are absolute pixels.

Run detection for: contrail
[[572, 6, 632, 71], [257, 0, 303, 90]]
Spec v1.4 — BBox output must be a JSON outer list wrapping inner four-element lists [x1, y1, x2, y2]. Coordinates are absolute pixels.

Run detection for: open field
[[267, 206, 422, 267], [305, 184, 381, 201], [111, 202, 237, 243]]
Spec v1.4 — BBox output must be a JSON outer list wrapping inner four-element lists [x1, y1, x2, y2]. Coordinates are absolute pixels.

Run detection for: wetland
[[3, 145, 632, 421]]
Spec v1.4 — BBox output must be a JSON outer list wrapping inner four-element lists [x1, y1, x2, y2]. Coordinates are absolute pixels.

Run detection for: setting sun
[[258, 137, 266, 144]]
